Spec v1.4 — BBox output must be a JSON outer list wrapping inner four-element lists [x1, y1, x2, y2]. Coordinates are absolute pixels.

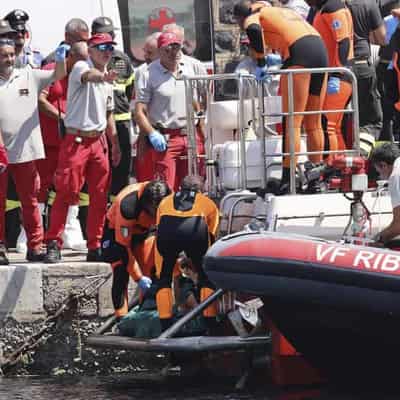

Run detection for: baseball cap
[[88, 33, 116, 47], [91, 17, 118, 34], [157, 32, 183, 49], [0, 19, 17, 36]]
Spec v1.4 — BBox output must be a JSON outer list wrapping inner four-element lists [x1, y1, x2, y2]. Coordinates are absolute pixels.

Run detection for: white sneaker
[[16, 227, 27, 254], [62, 205, 87, 251]]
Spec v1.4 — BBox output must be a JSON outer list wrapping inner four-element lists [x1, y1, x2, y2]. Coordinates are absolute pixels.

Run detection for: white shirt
[[0, 67, 54, 163], [64, 59, 114, 131], [389, 157, 400, 209]]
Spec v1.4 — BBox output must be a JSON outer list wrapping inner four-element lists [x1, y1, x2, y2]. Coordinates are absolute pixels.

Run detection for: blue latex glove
[[148, 130, 167, 152], [255, 65, 268, 82], [327, 76, 340, 95], [137, 276, 152, 293], [265, 53, 281, 67], [55, 44, 70, 62]]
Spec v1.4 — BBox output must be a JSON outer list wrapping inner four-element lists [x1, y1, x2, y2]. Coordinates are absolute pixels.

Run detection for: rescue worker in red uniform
[[0, 129, 7, 175], [311, 0, 354, 155], [44, 33, 121, 263], [155, 175, 219, 331], [102, 180, 170, 318], [37, 42, 88, 209], [233, 1, 328, 190]]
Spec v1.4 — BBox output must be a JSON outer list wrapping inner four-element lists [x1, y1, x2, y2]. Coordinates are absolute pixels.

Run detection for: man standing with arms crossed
[[44, 33, 121, 263]]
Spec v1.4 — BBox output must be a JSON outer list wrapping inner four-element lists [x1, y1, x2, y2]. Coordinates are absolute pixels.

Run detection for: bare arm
[[135, 102, 154, 135], [370, 24, 387, 46], [106, 110, 121, 167], [378, 206, 400, 243], [38, 89, 64, 120], [0, 129, 4, 147], [54, 59, 67, 81], [81, 69, 118, 84]]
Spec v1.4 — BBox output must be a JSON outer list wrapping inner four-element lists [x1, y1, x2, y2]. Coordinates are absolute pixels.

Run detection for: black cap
[[233, 1, 252, 18], [91, 17, 117, 34], [0, 19, 17, 36], [4, 9, 29, 31]]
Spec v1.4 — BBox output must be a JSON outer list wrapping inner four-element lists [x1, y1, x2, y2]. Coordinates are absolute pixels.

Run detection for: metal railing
[[183, 66, 360, 195]]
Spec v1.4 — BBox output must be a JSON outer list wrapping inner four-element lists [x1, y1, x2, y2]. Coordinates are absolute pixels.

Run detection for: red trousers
[[45, 134, 110, 250], [36, 145, 59, 203], [0, 161, 43, 250], [134, 136, 156, 182], [152, 128, 205, 191]]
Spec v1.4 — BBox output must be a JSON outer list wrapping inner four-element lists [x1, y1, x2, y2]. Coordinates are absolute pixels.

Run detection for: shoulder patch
[[332, 19, 342, 30]]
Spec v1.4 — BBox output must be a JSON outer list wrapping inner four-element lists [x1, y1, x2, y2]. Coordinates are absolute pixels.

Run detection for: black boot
[[86, 248, 102, 262], [44, 240, 61, 263], [0, 241, 9, 265], [204, 317, 218, 335], [279, 167, 291, 195], [26, 248, 46, 262], [160, 318, 173, 333]]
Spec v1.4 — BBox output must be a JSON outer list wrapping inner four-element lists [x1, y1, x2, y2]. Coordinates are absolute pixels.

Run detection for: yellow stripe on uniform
[[6, 199, 21, 212], [79, 192, 90, 207]]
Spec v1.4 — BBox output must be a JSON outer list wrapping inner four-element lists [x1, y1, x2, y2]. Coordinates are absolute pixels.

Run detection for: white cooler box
[[217, 136, 308, 190]]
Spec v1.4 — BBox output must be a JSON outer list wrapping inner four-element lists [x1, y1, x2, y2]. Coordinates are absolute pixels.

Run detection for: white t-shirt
[[0, 67, 54, 163], [389, 157, 400, 209], [64, 59, 114, 132]]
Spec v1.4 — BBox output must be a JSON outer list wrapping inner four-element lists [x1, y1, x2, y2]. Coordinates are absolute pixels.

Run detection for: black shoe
[[0, 242, 9, 265], [86, 248, 102, 262], [26, 248, 46, 262], [44, 240, 61, 263]]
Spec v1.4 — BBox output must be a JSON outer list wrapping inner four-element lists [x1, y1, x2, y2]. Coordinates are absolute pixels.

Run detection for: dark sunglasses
[[0, 38, 15, 47], [95, 43, 114, 52]]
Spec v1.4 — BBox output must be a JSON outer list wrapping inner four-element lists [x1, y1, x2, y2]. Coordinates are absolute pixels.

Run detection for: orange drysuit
[[103, 182, 157, 317], [313, 0, 354, 155], [244, 6, 328, 166]]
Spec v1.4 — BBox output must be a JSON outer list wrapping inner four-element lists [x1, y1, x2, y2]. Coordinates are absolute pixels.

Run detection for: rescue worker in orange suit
[[102, 180, 170, 318], [310, 0, 354, 156], [233, 1, 328, 191], [155, 175, 219, 332]]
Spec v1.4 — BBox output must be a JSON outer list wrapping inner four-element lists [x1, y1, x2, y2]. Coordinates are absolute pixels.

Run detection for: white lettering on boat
[[315, 244, 400, 273], [316, 245, 350, 263]]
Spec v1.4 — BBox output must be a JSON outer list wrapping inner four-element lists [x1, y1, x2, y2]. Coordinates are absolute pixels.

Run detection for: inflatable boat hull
[[204, 232, 400, 382]]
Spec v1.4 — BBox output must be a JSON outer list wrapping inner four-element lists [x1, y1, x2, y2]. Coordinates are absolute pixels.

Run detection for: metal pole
[[238, 74, 247, 189], [183, 76, 198, 176], [158, 288, 225, 339], [287, 72, 296, 194], [350, 72, 360, 156], [258, 79, 267, 190]]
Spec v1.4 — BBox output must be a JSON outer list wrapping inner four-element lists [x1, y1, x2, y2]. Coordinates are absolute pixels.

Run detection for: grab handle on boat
[[158, 288, 225, 339]]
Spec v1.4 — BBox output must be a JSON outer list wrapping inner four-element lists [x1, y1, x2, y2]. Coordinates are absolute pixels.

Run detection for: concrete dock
[[0, 250, 146, 376], [0, 249, 115, 322]]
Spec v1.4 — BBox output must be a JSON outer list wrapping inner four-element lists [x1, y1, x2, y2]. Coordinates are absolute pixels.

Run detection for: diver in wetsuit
[[234, 0, 328, 191], [155, 175, 219, 332]]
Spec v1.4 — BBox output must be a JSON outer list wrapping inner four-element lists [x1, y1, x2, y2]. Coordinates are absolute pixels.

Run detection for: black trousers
[[110, 120, 132, 196], [379, 67, 400, 141], [352, 61, 382, 134]]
